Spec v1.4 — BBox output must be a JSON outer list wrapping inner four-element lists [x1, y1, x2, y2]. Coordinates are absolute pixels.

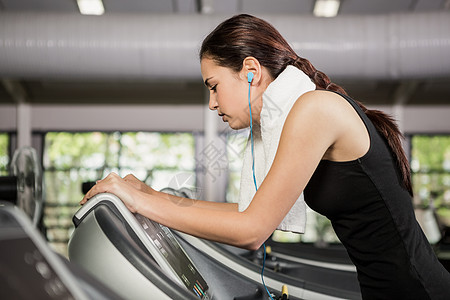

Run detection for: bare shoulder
[[290, 90, 370, 161], [279, 90, 346, 153], [287, 90, 351, 129], [293, 90, 348, 112]]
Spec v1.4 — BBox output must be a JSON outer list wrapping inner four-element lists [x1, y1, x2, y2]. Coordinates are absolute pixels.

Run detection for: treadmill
[[244, 239, 356, 273], [175, 231, 361, 300], [0, 203, 123, 300], [68, 193, 296, 300], [68, 193, 362, 300], [159, 188, 360, 299]]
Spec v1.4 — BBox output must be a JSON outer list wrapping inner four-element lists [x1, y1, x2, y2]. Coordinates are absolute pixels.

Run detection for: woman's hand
[[80, 172, 142, 213], [123, 174, 155, 195]]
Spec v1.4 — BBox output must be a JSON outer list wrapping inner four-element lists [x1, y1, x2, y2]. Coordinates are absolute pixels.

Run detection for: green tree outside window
[[411, 135, 450, 233], [0, 133, 8, 176], [43, 131, 195, 256]]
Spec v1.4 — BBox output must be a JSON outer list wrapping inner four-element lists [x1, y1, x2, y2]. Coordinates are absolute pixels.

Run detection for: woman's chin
[[228, 121, 247, 130]]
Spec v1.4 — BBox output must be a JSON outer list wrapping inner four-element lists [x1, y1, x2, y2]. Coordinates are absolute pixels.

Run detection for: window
[[0, 133, 9, 176], [411, 135, 450, 243], [43, 131, 195, 256]]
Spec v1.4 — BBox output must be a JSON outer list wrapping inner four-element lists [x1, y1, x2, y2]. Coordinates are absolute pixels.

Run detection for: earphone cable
[[248, 80, 275, 300]]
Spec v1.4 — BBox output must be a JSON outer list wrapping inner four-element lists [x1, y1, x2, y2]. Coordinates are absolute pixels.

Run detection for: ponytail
[[293, 56, 348, 96], [294, 56, 413, 196], [364, 110, 413, 196]]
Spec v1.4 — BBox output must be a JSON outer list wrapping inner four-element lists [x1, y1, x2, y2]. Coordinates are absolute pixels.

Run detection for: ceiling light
[[313, 0, 340, 18], [201, 0, 214, 14], [77, 0, 105, 16]]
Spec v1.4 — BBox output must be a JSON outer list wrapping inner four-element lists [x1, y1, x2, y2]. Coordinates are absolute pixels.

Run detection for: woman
[[82, 14, 450, 299]]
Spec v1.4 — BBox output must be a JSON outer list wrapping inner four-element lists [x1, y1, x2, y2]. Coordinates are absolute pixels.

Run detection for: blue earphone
[[247, 71, 254, 83]]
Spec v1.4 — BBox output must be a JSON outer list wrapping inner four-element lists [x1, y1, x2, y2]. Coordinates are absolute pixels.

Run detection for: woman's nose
[[209, 94, 218, 111]]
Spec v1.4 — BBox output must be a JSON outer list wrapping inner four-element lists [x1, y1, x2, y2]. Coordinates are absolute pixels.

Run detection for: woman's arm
[[155, 191, 239, 212], [81, 91, 344, 250], [122, 173, 238, 212]]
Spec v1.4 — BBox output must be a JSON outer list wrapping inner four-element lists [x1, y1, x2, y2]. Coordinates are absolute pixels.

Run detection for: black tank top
[[304, 92, 450, 299]]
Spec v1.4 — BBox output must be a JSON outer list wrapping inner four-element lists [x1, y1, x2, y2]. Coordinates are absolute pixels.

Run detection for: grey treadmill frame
[[70, 193, 210, 299], [0, 204, 89, 300]]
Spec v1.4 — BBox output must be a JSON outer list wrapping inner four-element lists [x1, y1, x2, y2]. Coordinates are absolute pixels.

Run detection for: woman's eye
[[210, 85, 217, 92]]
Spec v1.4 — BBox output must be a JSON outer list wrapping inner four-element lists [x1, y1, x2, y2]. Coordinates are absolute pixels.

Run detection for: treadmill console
[[72, 193, 211, 300], [135, 214, 210, 299]]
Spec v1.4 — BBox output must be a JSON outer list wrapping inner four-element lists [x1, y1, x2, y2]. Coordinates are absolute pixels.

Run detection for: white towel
[[238, 65, 316, 233]]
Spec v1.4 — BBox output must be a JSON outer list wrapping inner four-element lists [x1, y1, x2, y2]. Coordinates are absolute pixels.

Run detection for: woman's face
[[201, 57, 253, 130]]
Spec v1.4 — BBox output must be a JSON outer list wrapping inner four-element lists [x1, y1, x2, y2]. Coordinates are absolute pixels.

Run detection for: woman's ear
[[242, 56, 262, 85]]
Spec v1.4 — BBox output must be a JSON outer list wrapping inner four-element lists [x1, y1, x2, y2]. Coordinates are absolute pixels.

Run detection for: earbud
[[247, 72, 254, 83]]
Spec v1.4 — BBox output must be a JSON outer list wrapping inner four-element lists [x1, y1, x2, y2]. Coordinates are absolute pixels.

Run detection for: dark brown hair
[[200, 14, 412, 196]]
